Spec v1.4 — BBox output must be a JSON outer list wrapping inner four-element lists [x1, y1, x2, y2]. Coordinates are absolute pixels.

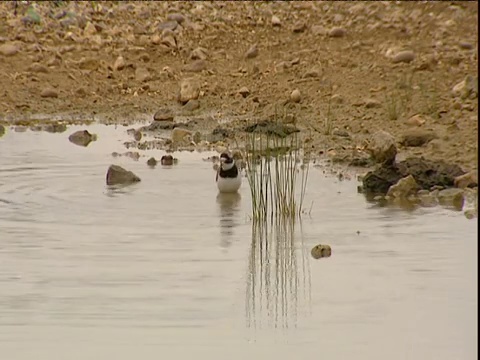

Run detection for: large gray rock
[[68, 130, 96, 147], [106, 165, 141, 186], [367, 130, 397, 164]]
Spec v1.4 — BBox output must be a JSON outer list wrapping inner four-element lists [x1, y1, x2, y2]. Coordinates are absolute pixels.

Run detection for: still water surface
[[0, 125, 477, 359]]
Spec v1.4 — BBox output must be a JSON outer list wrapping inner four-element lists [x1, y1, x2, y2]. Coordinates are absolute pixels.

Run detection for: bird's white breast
[[217, 174, 242, 193]]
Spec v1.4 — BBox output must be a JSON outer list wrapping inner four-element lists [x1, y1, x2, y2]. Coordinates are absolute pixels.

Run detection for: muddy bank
[[0, 1, 477, 172]]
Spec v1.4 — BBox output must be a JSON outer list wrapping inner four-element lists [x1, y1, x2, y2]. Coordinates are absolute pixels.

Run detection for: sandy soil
[[0, 1, 477, 172]]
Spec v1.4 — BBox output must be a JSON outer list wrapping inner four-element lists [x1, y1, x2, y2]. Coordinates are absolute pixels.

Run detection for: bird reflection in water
[[216, 192, 242, 249]]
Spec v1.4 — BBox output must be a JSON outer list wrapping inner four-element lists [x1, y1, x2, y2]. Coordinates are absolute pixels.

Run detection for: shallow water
[[0, 125, 477, 359]]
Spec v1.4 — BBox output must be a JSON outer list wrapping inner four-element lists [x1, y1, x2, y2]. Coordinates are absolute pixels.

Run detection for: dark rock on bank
[[207, 127, 233, 142], [243, 120, 299, 138], [362, 157, 465, 195]]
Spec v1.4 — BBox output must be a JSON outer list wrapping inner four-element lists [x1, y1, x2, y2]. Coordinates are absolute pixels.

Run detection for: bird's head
[[219, 152, 234, 171]]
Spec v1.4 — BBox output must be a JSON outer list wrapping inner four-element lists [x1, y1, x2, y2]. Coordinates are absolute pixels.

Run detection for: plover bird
[[216, 152, 242, 193]]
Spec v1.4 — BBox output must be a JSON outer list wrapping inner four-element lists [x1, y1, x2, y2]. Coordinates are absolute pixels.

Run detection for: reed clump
[[244, 118, 311, 222]]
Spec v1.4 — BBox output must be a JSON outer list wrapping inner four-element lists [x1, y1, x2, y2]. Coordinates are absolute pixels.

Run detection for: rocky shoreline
[[0, 1, 477, 216]]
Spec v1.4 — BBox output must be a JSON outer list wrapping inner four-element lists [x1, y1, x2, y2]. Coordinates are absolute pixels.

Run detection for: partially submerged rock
[[161, 155, 176, 166], [387, 175, 419, 198], [311, 244, 332, 259], [68, 130, 97, 147], [363, 157, 465, 195], [44, 123, 67, 133], [437, 188, 465, 210], [0, 124, 5, 137], [147, 157, 157, 167], [106, 165, 141, 186]]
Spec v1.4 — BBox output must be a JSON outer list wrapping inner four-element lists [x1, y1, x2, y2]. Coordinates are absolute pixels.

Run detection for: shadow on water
[[104, 183, 141, 197], [246, 216, 311, 329], [216, 192, 242, 249]]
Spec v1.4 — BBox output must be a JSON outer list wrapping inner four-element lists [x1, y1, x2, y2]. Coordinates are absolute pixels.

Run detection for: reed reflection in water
[[246, 217, 311, 329]]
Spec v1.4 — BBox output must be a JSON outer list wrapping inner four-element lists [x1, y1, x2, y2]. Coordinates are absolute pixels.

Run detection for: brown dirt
[[0, 1, 477, 172]]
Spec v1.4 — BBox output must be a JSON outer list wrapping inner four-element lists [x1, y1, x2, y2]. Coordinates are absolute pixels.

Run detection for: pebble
[[76, 87, 87, 97], [0, 43, 19, 56], [78, 57, 100, 71], [331, 94, 345, 104], [405, 114, 427, 127], [293, 22, 306, 33], [245, 45, 258, 59], [454, 171, 478, 189], [311, 25, 327, 36], [171, 128, 192, 143], [14, 126, 27, 133], [271, 15, 281, 27], [134, 131, 142, 141], [183, 99, 200, 111], [303, 69, 320, 78], [328, 27, 346, 38], [290, 89, 301, 103], [332, 129, 350, 138], [364, 98, 381, 108], [161, 32, 177, 48], [43, 123, 67, 133], [311, 244, 332, 259], [190, 47, 208, 60], [153, 108, 174, 121], [167, 13, 185, 24], [178, 78, 200, 104], [151, 34, 162, 45], [158, 21, 178, 31], [238, 86, 250, 98], [28, 62, 48, 73], [135, 67, 151, 82], [400, 129, 437, 147], [83, 21, 97, 37], [458, 42, 473, 50], [392, 50, 415, 63], [183, 59, 207, 73], [452, 75, 478, 99], [113, 56, 126, 71], [40, 88, 59, 98]]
